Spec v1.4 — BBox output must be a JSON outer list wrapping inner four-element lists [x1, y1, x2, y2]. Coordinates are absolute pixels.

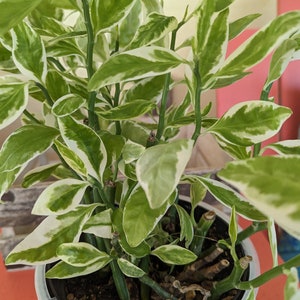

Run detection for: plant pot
[[35, 197, 259, 300]]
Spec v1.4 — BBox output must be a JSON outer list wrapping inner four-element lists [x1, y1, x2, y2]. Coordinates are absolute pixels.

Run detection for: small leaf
[[151, 245, 197, 265], [284, 268, 300, 300], [175, 204, 194, 247], [117, 258, 145, 278], [52, 94, 86, 117], [122, 140, 145, 164]]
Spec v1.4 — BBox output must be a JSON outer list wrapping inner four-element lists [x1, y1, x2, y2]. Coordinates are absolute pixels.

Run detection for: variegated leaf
[[5, 204, 98, 265], [58, 116, 107, 182], [0, 81, 28, 130], [52, 94, 85, 117], [262, 140, 300, 156], [11, 22, 47, 83], [0, 125, 59, 197], [267, 219, 278, 267], [122, 140, 145, 164], [88, 46, 184, 91], [123, 186, 173, 247], [83, 209, 113, 239], [117, 258, 145, 278], [284, 268, 300, 300], [57, 242, 111, 267], [121, 121, 151, 147], [218, 156, 300, 239], [207, 101, 291, 146], [151, 245, 197, 265], [128, 13, 178, 50], [91, 0, 136, 34], [0, 0, 42, 36], [32, 179, 90, 215], [136, 139, 193, 209]]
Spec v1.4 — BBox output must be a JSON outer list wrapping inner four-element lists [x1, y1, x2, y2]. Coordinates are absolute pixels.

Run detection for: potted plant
[[1, 0, 300, 299]]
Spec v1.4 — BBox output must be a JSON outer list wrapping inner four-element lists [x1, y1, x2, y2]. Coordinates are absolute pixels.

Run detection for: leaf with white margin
[[5, 204, 98, 265], [58, 116, 107, 182], [123, 186, 174, 247], [207, 101, 291, 146], [11, 22, 47, 83], [83, 209, 113, 239], [57, 242, 111, 267], [182, 175, 266, 221], [218, 156, 300, 239], [88, 46, 184, 91], [0, 125, 59, 198], [284, 268, 300, 300], [32, 179, 90, 216], [151, 245, 197, 265], [52, 94, 86, 117], [122, 140, 145, 164], [117, 258, 145, 278], [136, 139, 193, 209], [262, 140, 300, 156], [0, 81, 28, 130]]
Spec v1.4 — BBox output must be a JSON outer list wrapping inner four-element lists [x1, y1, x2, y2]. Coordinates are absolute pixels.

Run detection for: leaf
[[123, 186, 172, 247], [22, 163, 60, 188], [96, 100, 156, 120], [262, 140, 300, 156], [91, 0, 136, 34], [218, 156, 300, 239], [52, 94, 85, 117], [128, 13, 178, 50], [32, 179, 90, 215], [58, 116, 107, 182], [267, 219, 278, 267], [57, 242, 111, 267], [0, 81, 28, 130], [0, 0, 42, 36], [117, 258, 145, 278], [151, 245, 197, 265], [284, 268, 300, 300], [0, 125, 59, 197], [5, 204, 98, 265], [121, 121, 151, 146], [11, 21, 47, 83], [122, 140, 145, 164], [88, 46, 184, 91], [136, 139, 193, 209], [207, 101, 291, 146]]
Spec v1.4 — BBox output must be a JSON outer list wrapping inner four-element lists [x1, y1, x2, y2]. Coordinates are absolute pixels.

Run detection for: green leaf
[[151, 245, 197, 265], [11, 21, 47, 83], [121, 121, 151, 147], [267, 219, 278, 267], [128, 13, 178, 50], [174, 204, 194, 248], [96, 100, 156, 120], [0, 125, 59, 197], [88, 46, 184, 91], [207, 101, 291, 146], [32, 179, 90, 215], [262, 140, 300, 156], [218, 156, 300, 239], [117, 258, 145, 278], [91, 0, 136, 34], [57, 242, 111, 267], [58, 116, 107, 182], [284, 268, 300, 300], [122, 140, 145, 164], [0, 81, 28, 130], [0, 0, 42, 36], [52, 94, 85, 117], [136, 139, 193, 209], [190, 180, 207, 210], [123, 186, 172, 247], [46, 69, 70, 101], [5, 204, 98, 265], [229, 206, 238, 248], [22, 163, 60, 188]]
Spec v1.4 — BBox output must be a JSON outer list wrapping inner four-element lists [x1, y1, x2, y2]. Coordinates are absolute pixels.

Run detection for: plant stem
[[23, 110, 41, 124], [35, 82, 53, 106]]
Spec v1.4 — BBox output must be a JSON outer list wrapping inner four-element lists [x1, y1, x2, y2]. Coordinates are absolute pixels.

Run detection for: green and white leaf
[[267, 219, 278, 267], [57, 242, 111, 267], [22, 163, 60, 188], [0, 125, 59, 198], [151, 245, 197, 265], [5, 204, 98, 265], [83, 209, 113, 239], [207, 101, 291, 146], [218, 156, 300, 239], [0, 82, 28, 130], [122, 140, 145, 164], [121, 121, 151, 146], [58, 116, 107, 182], [117, 258, 145, 278], [262, 140, 300, 156], [88, 46, 184, 91], [284, 268, 300, 300], [136, 139, 193, 209], [0, 0, 42, 36], [175, 204, 194, 247], [128, 13, 178, 50], [52, 94, 86, 117], [32, 179, 90, 215], [11, 22, 47, 83]]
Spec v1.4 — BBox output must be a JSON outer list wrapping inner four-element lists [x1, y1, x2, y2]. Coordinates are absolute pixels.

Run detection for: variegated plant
[[1, 0, 300, 299]]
